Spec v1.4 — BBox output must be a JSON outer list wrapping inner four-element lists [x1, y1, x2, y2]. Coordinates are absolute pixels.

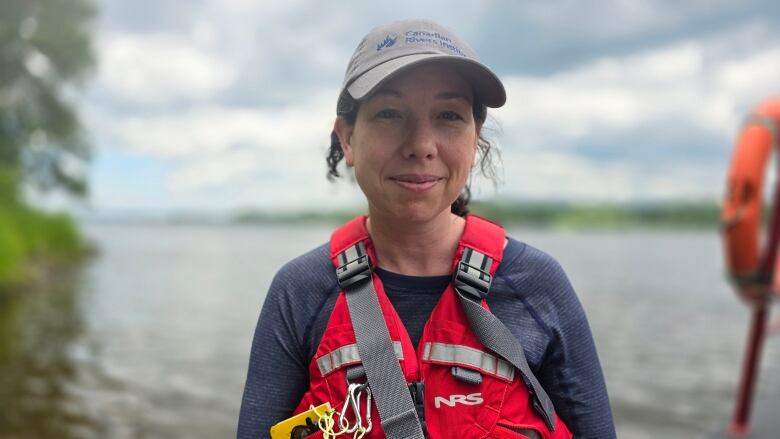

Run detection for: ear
[[334, 117, 355, 166]]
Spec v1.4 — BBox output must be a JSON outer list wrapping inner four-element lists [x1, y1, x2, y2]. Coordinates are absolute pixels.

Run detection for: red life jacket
[[293, 215, 573, 438]]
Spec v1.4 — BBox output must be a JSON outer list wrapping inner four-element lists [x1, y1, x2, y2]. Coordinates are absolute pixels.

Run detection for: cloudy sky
[[80, 0, 780, 214]]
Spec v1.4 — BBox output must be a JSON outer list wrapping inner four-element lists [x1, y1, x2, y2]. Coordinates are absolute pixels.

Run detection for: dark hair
[[326, 92, 499, 216]]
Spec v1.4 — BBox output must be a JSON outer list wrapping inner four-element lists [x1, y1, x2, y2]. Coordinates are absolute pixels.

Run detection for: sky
[[78, 0, 780, 214]]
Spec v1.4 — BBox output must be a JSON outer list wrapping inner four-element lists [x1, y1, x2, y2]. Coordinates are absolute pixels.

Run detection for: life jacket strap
[[455, 247, 558, 432], [337, 242, 426, 439]]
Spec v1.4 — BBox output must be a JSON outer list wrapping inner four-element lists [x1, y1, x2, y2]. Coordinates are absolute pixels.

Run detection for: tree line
[[0, 0, 95, 285]]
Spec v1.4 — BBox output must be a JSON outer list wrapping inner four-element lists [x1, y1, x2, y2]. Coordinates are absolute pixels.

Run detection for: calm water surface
[[1, 224, 778, 438]]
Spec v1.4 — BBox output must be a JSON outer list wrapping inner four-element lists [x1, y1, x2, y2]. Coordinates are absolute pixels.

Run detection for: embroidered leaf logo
[[376, 34, 397, 51]]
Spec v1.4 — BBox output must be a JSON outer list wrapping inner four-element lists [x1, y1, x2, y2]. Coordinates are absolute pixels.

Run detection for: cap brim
[[345, 53, 506, 108]]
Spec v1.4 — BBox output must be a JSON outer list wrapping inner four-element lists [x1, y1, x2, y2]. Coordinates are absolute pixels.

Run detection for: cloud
[[167, 148, 259, 190], [83, 1, 780, 211], [99, 32, 780, 207], [98, 32, 237, 104], [489, 151, 725, 202], [111, 91, 335, 157], [716, 47, 780, 100], [100, 90, 347, 208], [497, 42, 737, 147], [486, 30, 780, 201]]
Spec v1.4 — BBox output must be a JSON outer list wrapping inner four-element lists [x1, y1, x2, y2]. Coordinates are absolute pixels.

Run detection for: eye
[[375, 109, 402, 119], [439, 111, 464, 121]]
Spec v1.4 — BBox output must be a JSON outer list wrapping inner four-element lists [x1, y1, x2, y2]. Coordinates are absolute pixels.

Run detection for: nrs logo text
[[433, 393, 484, 408]]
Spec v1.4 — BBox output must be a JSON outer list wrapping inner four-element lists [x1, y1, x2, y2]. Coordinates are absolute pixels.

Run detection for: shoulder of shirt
[[490, 236, 583, 340], [270, 242, 338, 298], [493, 235, 575, 304], [496, 236, 564, 276]]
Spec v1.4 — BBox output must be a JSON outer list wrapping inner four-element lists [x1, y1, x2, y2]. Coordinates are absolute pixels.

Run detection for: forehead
[[368, 62, 474, 101]]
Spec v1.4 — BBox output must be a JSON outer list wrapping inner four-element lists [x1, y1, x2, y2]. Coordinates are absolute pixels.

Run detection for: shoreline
[[80, 201, 724, 229], [0, 205, 92, 290]]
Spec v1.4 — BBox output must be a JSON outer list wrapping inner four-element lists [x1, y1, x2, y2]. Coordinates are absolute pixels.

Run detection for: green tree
[[0, 0, 96, 199]]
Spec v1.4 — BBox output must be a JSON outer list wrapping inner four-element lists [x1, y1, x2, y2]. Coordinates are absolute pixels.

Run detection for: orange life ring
[[722, 98, 780, 300]]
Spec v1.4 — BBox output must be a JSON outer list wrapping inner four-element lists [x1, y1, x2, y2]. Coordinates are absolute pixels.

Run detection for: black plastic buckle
[[453, 262, 492, 300], [408, 381, 424, 405], [337, 254, 371, 288], [408, 381, 427, 435]]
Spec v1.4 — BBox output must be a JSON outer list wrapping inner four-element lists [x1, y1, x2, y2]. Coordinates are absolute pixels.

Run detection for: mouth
[[390, 174, 443, 192]]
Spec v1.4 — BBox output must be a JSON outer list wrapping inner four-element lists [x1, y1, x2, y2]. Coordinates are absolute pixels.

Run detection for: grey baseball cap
[[337, 19, 506, 113]]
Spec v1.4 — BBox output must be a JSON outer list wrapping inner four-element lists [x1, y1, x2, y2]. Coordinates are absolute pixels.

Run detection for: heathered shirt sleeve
[[237, 243, 338, 439], [491, 238, 616, 439]]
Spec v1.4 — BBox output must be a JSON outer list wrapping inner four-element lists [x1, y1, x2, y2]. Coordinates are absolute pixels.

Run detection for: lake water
[[1, 223, 778, 438]]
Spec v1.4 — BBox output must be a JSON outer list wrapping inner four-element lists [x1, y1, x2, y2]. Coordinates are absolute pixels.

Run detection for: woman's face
[[335, 63, 480, 224]]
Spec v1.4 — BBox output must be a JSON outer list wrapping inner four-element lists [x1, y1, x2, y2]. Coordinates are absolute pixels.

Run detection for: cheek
[[444, 151, 476, 183], [457, 137, 479, 171], [468, 133, 480, 169]]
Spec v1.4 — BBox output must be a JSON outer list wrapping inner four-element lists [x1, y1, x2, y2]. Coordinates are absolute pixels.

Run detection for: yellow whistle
[[269, 402, 331, 439]]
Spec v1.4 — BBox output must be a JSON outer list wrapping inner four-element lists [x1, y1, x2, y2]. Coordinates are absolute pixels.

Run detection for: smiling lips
[[390, 174, 443, 192]]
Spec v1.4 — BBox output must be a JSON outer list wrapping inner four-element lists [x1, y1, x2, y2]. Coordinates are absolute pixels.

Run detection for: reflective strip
[[423, 342, 514, 381], [744, 113, 778, 140], [317, 341, 404, 376], [744, 114, 780, 152]]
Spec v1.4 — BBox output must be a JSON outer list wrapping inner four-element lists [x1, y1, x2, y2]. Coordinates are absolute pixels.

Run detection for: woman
[[238, 19, 615, 439]]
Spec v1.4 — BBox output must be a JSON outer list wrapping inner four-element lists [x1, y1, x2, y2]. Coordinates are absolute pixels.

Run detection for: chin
[[391, 203, 454, 224]]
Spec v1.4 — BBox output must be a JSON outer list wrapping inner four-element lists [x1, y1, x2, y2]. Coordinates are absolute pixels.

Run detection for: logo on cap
[[376, 33, 398, 51]]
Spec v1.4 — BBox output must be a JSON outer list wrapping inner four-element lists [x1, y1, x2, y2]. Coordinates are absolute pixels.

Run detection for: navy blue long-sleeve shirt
[[238, 237, 615, 438]]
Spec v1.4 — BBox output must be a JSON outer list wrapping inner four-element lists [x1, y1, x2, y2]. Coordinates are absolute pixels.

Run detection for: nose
[[401, 118, 438, 160]]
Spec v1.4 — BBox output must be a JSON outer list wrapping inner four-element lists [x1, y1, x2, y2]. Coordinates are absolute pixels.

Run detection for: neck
[[367, 209, 466, 276]]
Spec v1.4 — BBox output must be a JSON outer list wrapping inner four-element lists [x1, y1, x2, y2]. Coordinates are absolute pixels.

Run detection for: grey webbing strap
[[453, 247, 558, 432], [337, 242, 425, 439]]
